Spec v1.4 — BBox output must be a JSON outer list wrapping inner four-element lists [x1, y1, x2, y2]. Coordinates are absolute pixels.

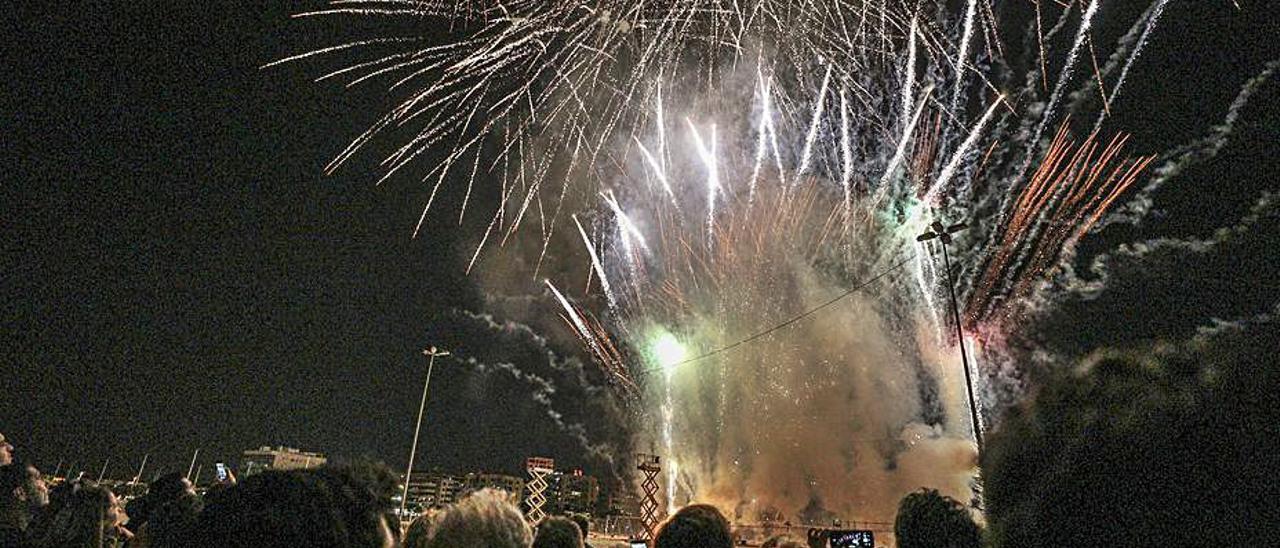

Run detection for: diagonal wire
[[650, 256, 914, 373]]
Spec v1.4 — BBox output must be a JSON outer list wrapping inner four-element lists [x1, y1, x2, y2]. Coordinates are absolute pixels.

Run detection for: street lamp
[[400, 345, 450, 519], [918, 219, 984, 452]]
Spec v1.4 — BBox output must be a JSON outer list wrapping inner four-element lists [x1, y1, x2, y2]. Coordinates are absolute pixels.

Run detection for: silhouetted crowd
[[2, 443, 762, 548], [2, 433, 977, 548], [4, 325, 1277, 547]]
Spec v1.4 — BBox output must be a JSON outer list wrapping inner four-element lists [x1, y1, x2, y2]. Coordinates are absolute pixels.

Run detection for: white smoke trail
[[1116, 60, 1277, 224], [1092, 0, 1171, 135], [461, 356, 617, 465]]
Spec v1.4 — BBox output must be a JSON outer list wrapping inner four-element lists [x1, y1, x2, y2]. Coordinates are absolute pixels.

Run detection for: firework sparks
[[279, 0, 1183, 524], [971, 123, 1155, 323]]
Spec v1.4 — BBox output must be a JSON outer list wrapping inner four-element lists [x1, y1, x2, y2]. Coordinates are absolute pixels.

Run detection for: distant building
[[240, 446, 326, 476], [404, 470, 465, 511], [601, 486, 645, 539], [606, 490, 641, 517], [462, 472, 526, 505], [551, 469, 600, 515]]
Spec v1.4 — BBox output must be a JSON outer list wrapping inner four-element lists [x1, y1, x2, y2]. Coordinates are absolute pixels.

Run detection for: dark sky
[[4, 2, 1277, 483], [4, 2, 585, 480]]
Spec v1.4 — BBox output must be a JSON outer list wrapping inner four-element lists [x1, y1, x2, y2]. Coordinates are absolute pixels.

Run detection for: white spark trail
[[601, 190, 650, 254], [687, 119, 719, 242], [878, 86, 934, 192], [797, 64, 833, 175], [573, 214, 616, 310], [635, 137, 677, 205], [1020, 0, 1101, 177], [749, 68, 773, 205], [949, 0, 978, 115], [839, 87, 854, 229], [913, 241, 944, 344], [545, 279, 601, 357], [927, 95, 1005, 205], [662, 384, 678, 514], [656, 87, 669, 174], [1093, 0, 1170, 135], [902, 16, 918, 125]]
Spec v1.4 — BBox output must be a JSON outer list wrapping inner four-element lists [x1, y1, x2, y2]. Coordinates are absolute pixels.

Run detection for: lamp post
[[186, 448, 200, 481], [131, 454, 149, 486], [918, 219, 984, 452], [400, 345, 450, 520], [97, 458, 110, 482]]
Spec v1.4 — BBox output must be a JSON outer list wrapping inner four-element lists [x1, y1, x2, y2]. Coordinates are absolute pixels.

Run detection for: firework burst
[[274, 0, 1188, 524]]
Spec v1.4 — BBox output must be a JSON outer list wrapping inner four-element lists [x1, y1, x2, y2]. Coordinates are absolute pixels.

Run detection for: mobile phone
[[215, 462, 228, 482], [828, 529, 874, 548]]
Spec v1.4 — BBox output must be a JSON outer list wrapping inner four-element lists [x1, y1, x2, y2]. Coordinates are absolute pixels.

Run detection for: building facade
[[551, 469, 600, 515], [404, 470, 465, 511], [240, 446, 326, 476], [462, 472, 526, 505]]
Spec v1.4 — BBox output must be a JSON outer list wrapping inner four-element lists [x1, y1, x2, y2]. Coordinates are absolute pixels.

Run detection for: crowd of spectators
[[0, 441, 990, 548], [3, 327, 1274, 546]]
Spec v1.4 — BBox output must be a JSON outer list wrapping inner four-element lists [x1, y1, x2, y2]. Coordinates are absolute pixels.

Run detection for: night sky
[[4, 2, 1277, 483]]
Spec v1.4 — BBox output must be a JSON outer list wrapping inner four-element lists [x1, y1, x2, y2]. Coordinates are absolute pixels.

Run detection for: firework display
[[274, 0, 1267, 524]]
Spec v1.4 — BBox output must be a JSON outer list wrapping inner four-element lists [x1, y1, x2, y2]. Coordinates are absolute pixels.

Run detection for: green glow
[[651, 331, 688, 373]]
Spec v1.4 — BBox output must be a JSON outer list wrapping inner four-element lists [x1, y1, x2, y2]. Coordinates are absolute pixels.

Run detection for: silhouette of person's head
[[33, 480, 124, 548], [653, 504, 733, 548], [893, 488, 980, 548], [570, 514, 591, 542], [424, 489, 531, 548], [533, 515, 584, 548], [761, 534, 805, 548], [140, 492, 202, 548], [194, 464, 396, 548], [0, 462, 48, 530], [0, 433, 13, 466], [403, 511, 435, 548], [126, 471, 195, 533]]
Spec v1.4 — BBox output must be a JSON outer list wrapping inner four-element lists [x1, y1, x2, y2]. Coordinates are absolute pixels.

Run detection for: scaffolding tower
[[637, 453, 662, 539], [525, 457, 556, 524]]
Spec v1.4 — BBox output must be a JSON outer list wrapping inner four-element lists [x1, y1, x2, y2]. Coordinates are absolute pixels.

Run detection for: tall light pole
[[186, 448, 200, 481], [131, 454, 149, 486], [400, 345, 450, 520], [918, 219, 984, 452]]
